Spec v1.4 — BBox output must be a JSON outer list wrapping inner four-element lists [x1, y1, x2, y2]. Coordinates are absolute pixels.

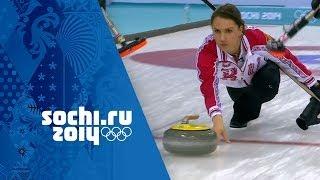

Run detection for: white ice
[[123, 25, 320, 180]]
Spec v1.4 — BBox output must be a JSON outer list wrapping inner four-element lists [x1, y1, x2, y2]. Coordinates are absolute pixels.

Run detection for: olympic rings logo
[[100, 127, 132, 141]]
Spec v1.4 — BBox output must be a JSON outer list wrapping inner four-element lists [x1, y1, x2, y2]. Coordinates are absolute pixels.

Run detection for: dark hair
[[211, 3, 244, 27]]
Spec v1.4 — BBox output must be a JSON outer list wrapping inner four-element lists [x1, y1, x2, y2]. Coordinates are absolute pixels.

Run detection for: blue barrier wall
[[239, 7, 320, 26], [108, 3, 320, 35], [111, 0, 310, 7]]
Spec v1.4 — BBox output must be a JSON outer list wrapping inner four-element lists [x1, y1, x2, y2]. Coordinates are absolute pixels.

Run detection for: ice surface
[[124, 25, 320, 179]]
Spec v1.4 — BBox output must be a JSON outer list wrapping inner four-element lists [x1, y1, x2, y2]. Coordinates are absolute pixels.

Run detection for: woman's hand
[[212, 115, 230, 143]]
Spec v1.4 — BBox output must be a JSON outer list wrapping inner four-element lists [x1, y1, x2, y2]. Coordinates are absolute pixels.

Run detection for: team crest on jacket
[[221, 67, 237, 81]]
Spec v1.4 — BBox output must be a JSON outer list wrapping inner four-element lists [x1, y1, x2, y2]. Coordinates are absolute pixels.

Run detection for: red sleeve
[[196, 35, 221, 118], [246, 27, 315, 87], [268, 48, 315, 87], [245, 27, 272, 47]]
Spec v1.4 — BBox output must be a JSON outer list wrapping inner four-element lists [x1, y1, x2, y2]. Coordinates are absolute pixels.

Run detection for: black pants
[[227, 61, 280, 124]]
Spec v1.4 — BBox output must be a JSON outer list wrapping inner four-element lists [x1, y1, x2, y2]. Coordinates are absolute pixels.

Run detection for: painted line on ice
[[154, 136, 320, 147], [131, 47, 320, 70], [152, 120, 320, 148], [229, 139, 320, 147]]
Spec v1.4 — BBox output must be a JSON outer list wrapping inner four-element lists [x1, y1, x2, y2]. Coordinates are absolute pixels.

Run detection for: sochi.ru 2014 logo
[[41, 107, 132, 145]]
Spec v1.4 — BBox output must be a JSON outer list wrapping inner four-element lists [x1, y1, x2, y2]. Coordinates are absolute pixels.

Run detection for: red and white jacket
[[196, 27, 316, 118]]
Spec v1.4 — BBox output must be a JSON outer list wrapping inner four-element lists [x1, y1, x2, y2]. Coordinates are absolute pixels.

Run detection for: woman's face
[[212, 16, 243, 56]]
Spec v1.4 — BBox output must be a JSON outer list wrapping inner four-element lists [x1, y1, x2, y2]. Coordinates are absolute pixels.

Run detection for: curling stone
[[163, 115, 217, 155]]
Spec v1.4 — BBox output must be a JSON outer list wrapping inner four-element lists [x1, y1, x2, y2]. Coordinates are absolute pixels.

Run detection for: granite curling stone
[[163, 115, 217, 155]]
